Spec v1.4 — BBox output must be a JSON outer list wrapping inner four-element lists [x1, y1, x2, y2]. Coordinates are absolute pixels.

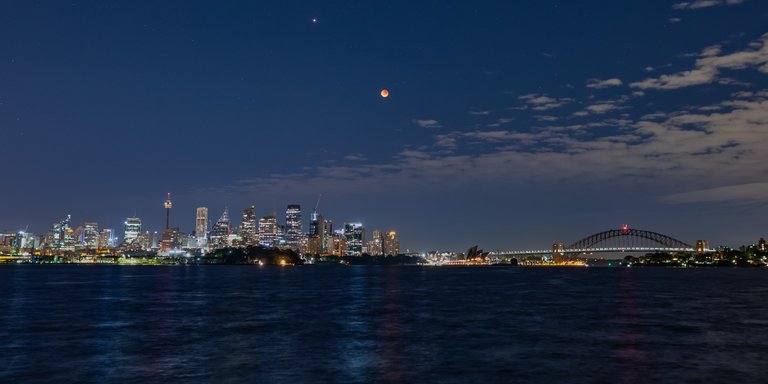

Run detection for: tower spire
[[164, 192, 172, 229]]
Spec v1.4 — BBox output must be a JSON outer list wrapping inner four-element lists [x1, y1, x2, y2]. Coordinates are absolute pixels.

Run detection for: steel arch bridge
[[566, 228, 693, 252], [494, 227, 702, 256]]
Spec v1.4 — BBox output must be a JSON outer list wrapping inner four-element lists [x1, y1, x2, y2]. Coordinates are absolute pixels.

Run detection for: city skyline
[[2, 2, 768, 250]]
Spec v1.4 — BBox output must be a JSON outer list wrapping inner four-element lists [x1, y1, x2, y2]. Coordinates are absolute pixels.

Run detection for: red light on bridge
[[622, 224, 629, 232]]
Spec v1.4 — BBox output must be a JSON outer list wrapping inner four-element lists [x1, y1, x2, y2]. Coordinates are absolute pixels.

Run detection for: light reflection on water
[[1, 265, 767, 383]]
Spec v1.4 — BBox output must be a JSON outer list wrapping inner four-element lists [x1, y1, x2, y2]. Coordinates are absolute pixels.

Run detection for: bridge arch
[[566, 228, 693, 251]]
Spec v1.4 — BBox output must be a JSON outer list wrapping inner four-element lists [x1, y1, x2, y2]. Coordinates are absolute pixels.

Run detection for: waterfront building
[[17, 231, 38, 250], [209, 207, 231, 249], [285, 204, 302, 250], [344, 222, 365, 256], [383, 230, 400, 255], [258, 214, 280, 248], [240, 206, 258, 246], [0, 232, 19, 253]]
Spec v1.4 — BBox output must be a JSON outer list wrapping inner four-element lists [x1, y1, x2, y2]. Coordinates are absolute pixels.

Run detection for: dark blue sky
[[2, 1, 767, 251]]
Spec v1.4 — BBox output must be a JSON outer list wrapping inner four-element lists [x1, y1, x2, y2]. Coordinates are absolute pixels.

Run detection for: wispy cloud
[[518, 93, 573, 111], [586, 103, 622, 114], [586, 78, 623, 89], [208, 90, 768, 208], [663, 182, 768, 203], [631, 33, 768, 90], [487, 118, 514, 128], [412, 119, 442, 129], [343, 154, 367, 162], [672, 0, 744, 10]]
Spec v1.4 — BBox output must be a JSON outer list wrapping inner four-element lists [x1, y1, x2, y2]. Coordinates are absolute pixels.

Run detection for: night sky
[[2, 1, 767, 251]]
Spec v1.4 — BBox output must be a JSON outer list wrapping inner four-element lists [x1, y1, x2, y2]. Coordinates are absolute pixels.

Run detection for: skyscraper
[[124, 217, 142, 245], [258, 214, 280, 247], [285, 204, 302, 250], [50, 214, 72, 249], [344, 222, 364, 256], [383, 230, 400, 255], [240, 206, 257, 246], [307, 213, 324, 254], [196, 207, 208, 240], [309, 208, 319, 237], [133, 231, 153, 251], [209, 207, 230, 249], [82, 222, 99, 249], [322, 218, 332, 253], [98, 228, 115, 249], [368, 229, 383, 256]]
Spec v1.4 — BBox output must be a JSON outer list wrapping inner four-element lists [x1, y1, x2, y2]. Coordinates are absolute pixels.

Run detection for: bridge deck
[[494, 247, 713, 256]]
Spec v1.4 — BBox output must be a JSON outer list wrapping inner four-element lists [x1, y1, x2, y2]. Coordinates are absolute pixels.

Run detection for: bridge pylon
[[552, 243, 566, 264], [695, 240, 709, 254]]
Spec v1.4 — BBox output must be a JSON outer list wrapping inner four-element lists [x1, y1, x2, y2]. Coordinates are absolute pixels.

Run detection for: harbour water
[[1, 265, 766, 383]]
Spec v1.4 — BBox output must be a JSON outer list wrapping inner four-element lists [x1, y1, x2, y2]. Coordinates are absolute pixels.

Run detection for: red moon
[[380, 89, 389, 98]]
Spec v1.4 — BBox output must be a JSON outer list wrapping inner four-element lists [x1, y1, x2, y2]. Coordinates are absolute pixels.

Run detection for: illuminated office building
[[322, 219, 332, 253], [307, 235, 322, 254], [17, 231, 37, 250], [209, 207, 231, 249], [285, 204, 302, 250], [368, 229, 383, 256], [344, 222, 364, 256], [196, 207, 208, 240], [98, 228, 115, 249], [330, 234, 347, 257], [0, 232, 19, 253], [258, 214, 280, 248], [240, 206, 258, 246], [309, 208, 319, 236], [161, 227, 182, 251], [696, 240, 710, 254], [82, 222, 99, 249], [49, 214, 75, 250], [123, 217, 142, 245], [383, 230, 400, 255]]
